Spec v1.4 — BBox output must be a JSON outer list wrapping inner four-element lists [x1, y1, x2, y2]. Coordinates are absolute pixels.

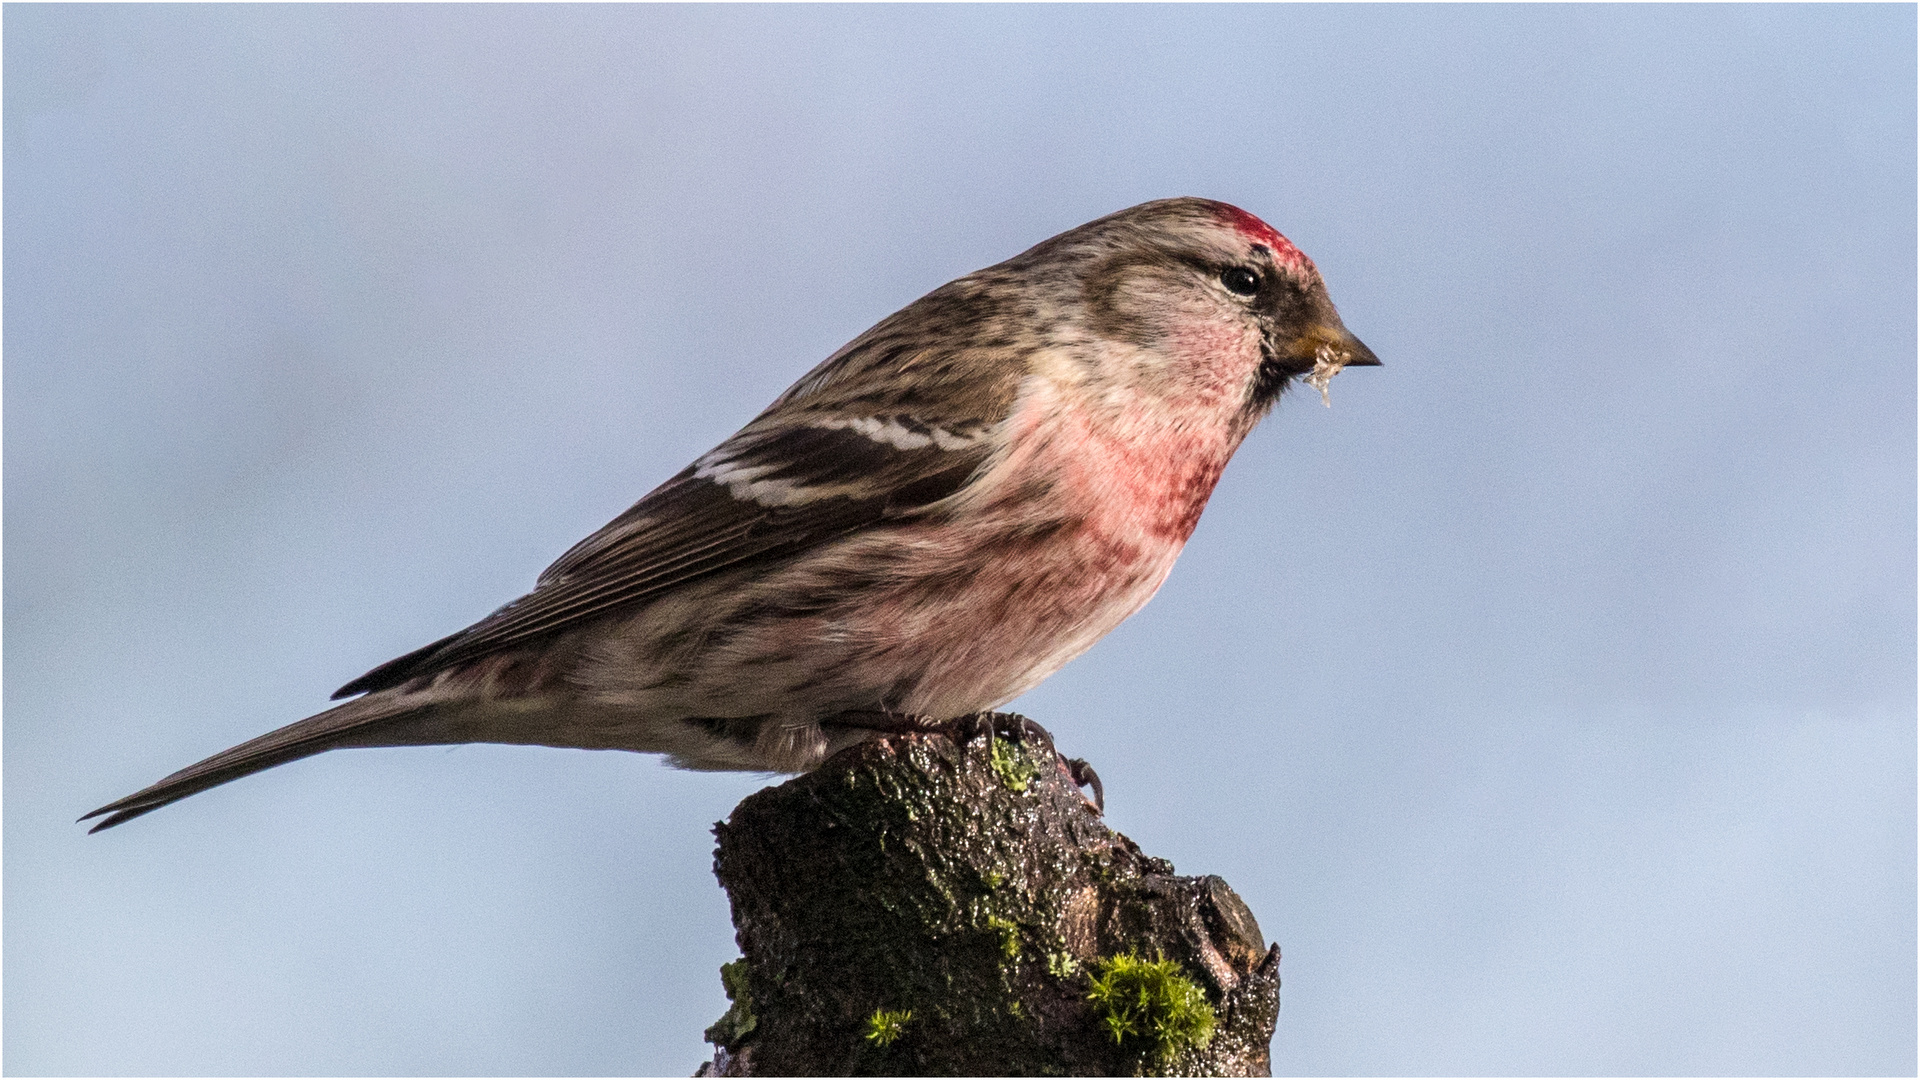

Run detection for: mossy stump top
[[698, 715, 1279, 1076]]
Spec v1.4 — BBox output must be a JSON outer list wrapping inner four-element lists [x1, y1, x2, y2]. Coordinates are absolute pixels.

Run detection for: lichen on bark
[[696, 714, 1279, 1077]]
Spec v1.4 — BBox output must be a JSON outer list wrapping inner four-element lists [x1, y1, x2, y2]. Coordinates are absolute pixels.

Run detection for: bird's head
[[1009, 197, 1379, 419]]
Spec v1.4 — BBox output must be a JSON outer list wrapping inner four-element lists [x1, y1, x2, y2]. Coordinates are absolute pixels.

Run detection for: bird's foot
[[948, 710, 1054, 748], [833, 709, 1103, 814], [959, 712, 1104, 816]]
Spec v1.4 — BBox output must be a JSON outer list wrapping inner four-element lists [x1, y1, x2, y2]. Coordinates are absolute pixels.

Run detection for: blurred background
[[6, 6, 1913, 1075]]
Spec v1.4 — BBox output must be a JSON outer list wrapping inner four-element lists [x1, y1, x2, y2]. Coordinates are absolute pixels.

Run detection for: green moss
[[1046, 951, 1080, 978], [990, 738, 1040, 793], [863, 1008, 913, 1048], [986, 914, 1022, 959], [1085, 953, 1216, 1063], [703, 959, 757, 1050]]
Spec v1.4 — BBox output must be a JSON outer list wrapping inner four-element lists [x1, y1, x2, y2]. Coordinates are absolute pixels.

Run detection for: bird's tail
[[80, 692, 443, 833]]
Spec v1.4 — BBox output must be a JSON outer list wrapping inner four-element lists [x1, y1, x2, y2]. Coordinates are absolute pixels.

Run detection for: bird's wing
[[335, 290, 1028, 699]]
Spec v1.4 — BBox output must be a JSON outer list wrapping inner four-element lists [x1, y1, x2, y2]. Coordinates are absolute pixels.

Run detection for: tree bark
[[696, 714, 1279, 1077]]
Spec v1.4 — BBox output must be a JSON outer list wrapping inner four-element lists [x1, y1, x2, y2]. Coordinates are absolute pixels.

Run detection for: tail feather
[[80, 694, 436, 833]]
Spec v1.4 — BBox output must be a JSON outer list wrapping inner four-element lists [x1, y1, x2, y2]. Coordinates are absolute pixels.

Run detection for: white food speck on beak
[[1304, 344, 1350, 407]]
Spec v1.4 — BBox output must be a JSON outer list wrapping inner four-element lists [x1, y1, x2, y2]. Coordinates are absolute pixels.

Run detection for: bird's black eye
[[1221, 266, 1260, 296]]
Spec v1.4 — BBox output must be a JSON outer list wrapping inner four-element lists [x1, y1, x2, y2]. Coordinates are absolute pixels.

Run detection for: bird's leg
[[830, 707, 944, 737]]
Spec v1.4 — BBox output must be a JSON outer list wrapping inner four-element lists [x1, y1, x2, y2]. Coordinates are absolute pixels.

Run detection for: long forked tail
[[80, 693, 437, 833]]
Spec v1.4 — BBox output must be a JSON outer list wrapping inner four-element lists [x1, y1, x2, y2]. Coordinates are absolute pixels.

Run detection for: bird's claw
[[963, 712, 1105, 816], [856, 710, 1105, 815], [1064, 757, 1105, 814]]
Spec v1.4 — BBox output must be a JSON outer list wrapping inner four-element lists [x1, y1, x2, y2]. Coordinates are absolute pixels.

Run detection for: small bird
[[82, 197, 1377, 833]]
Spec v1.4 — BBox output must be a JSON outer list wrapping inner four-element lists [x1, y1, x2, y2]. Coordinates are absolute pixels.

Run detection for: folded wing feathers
[[331, 413, 1002, 697]]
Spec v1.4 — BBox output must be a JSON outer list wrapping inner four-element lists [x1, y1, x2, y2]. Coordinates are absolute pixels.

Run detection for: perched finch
[[83, 197, 1377, 832]]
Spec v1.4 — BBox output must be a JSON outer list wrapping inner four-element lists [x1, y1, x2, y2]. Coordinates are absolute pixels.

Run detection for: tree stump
[[696, 714, 1279, 1076]]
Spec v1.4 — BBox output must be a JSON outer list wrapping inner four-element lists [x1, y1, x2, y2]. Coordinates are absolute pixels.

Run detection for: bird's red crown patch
[[1216, 203, 1315, 279]]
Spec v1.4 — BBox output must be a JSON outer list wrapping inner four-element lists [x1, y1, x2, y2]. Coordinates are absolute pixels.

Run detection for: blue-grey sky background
[[6, 5, 1913, 1075]]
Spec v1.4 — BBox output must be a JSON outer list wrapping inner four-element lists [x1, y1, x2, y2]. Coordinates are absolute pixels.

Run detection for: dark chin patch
[[1248, 348, 1306, 412]]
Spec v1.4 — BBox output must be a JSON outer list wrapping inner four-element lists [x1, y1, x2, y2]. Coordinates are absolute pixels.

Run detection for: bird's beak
[[1283, 315, 1379, 406], [1339, 330, 1381, 368], [1282, 319, 1381, 371], [1304, 318, 1380, 368]]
